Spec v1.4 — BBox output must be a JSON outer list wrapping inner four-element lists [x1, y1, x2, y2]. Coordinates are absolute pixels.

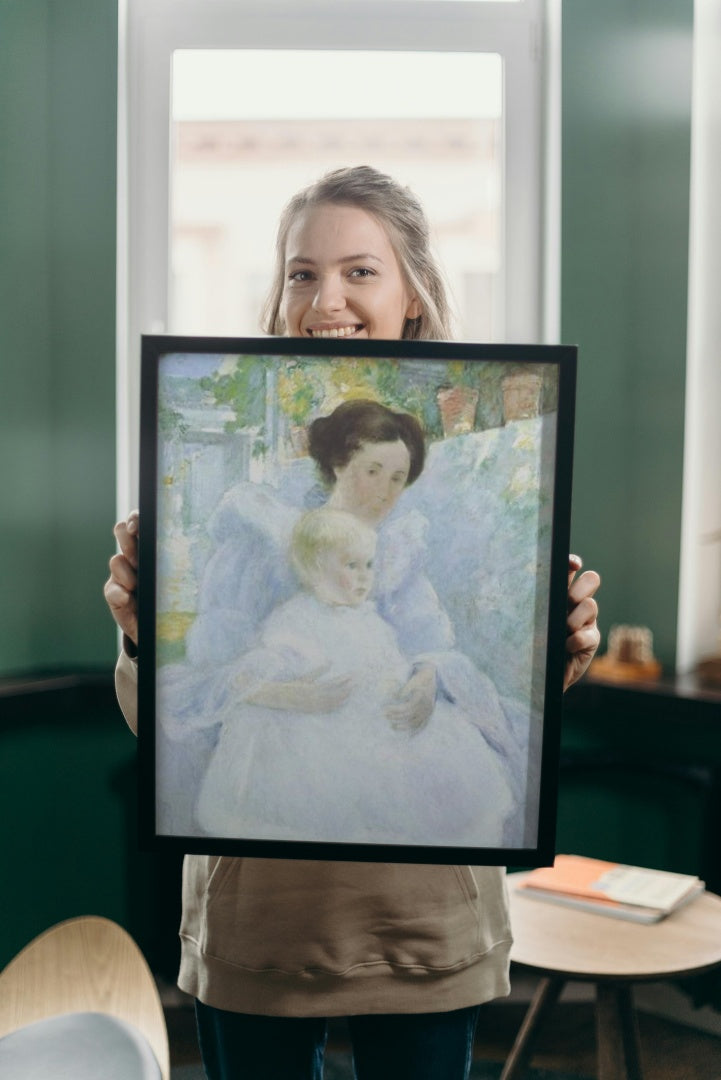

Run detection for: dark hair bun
[[308, 400, 425, 487]]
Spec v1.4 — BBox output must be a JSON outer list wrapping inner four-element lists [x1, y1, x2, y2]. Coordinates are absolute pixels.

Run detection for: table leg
[[596, 982, 643, 1080], [499, 976, 565, 1080]]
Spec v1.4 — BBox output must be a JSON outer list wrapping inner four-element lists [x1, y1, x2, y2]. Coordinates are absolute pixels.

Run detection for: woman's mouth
[[307, 324, 364, 339]]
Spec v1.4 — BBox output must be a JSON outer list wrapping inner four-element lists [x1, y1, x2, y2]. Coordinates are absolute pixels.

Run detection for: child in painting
[[195, 507, 514, 847]]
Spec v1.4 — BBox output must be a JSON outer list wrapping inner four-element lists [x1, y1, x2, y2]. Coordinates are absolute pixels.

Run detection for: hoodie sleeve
[[115, 646, 139, 736]]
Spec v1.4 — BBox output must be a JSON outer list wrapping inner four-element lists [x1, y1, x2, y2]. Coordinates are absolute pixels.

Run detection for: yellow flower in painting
[[512, 427, 537, 452], [277, 362, 325, 426], [327, 359, 380, 400], [508, 464, 538, 496]]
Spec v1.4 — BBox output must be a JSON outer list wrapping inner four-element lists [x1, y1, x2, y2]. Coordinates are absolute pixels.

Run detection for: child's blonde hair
[[290, 509, 376, 590]]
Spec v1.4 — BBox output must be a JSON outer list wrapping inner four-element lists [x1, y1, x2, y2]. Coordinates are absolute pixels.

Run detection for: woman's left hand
[[565, 554, 601, 691], [386, 663, 437, 733]]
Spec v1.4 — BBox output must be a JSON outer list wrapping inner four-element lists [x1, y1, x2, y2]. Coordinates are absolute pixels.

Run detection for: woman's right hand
[[104, 510, 140, 646], [246, 666, 354, 713]]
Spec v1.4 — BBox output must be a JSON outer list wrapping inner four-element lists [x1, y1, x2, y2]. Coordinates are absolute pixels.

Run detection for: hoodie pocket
[[182, 856, 509, 975]]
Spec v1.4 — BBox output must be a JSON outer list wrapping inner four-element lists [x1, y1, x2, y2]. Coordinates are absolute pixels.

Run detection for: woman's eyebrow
[[286, 253, 384, 266], [369, 461, 408, 474], [339, 253, 384, 265]]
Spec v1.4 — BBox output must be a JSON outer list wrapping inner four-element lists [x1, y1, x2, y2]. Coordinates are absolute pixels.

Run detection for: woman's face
[[329, 440, 412, 525], [281, 203, 421, 340]]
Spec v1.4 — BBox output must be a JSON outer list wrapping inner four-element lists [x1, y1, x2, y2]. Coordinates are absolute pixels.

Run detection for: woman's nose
[[381, 478, 396, 502], [312, 274, 345, 314]]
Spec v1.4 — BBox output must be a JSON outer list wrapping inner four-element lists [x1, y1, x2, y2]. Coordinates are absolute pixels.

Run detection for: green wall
[[562, 0, 693, 669], [0, 0, 118, 675], [0, 0, 131, 969]]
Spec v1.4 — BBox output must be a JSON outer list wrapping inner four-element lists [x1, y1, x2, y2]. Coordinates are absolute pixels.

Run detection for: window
[[118, 0, 556, 510], [169, 49, 503, 340]]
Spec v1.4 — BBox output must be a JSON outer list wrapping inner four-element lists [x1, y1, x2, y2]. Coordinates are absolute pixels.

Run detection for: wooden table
[[503, 873, 721, 1080]]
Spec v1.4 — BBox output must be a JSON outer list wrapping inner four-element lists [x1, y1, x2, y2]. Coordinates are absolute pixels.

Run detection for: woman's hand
[[565, 554, 601, 691], [246, 666, 354, 713], [104, 511, 140, 647], [386, 663, 437, 733]]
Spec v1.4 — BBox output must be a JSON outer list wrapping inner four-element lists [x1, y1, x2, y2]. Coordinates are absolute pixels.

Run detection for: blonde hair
[[290, 509, 376, 589], [262, 165, 454, 341]]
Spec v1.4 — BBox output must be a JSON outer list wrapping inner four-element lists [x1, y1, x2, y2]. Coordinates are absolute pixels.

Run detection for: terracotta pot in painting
[[437, 386, 479, 436], [502, 372, 543, 422]]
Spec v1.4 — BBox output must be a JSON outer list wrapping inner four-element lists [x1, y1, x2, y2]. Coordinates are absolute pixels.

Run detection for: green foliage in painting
[[199, 356, 268, 432]]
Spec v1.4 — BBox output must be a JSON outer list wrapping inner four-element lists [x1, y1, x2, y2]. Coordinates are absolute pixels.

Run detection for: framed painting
[[138, 335, 576, 865]]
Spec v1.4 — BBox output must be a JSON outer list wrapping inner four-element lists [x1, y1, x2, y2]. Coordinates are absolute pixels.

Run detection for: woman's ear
[[406, 296, 423, 320]]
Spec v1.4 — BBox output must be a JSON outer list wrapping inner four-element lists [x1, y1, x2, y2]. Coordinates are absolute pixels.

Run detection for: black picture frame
[[138, 335, 576, 865]]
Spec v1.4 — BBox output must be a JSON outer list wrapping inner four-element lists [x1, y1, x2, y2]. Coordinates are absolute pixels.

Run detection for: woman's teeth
[[310, 326, 360, 338]]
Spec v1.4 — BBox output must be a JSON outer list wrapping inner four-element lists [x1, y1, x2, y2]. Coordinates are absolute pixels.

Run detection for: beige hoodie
[[116, 650, 512, 1016]]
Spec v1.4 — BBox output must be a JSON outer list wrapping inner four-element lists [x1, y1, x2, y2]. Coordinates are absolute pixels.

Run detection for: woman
[[106, 166, 600, 1080]]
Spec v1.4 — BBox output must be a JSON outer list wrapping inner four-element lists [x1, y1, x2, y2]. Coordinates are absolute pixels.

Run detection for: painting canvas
[[138, 336, 576, 865]]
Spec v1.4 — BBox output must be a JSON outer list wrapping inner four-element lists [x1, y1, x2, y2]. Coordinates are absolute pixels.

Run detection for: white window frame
[[676, 0, 721, 674], [117, 0, 558, 512]]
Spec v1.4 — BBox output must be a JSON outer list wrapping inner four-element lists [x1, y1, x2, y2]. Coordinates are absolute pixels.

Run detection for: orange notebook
[[517, 855, 704, 923]]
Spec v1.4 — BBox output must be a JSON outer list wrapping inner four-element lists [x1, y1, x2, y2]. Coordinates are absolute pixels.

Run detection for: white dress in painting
[[195, 591, 514, 848]]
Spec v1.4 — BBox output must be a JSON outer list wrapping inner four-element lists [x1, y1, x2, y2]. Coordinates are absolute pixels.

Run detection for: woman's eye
[[288, 270, 313, 283], [349, 267, 374, 279]]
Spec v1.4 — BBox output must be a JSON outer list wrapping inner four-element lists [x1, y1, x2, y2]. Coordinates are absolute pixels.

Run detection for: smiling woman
[[282, 205, 421, 340], [263, 166, 450, 341]]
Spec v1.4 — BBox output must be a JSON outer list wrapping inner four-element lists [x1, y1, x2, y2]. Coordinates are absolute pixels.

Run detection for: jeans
[[195, 1000, 481, 1080]]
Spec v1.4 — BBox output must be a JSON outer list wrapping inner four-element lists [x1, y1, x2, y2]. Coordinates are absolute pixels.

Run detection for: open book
[[516, 854, 705, 923]]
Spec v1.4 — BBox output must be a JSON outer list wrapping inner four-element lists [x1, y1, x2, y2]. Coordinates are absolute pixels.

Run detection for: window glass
[[170, 50, 503, 341]]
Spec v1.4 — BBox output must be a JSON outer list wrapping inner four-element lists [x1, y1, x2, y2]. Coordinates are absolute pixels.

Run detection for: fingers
[[105, 511, 140, 645], [113, 510, 139, 568], [566, 591, 599, 635], [564, 558, 601, 689], [567, 553, 583, 589], [103, 577, 138, 643], [563, 628, 601, 690], [107, 550, 137, 592], [566, 623, 601, 658], [568, 567, 601, 608], [567, 558, 600, 639], [385, 701, 413, 723], [386, 693, 429, 732], [387, 710, 424, 732], [298, 667, 354, 709], [312, 676, 354, 711]]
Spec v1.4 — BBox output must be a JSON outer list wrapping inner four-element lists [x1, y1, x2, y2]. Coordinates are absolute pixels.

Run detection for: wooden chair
[[0, 915, 170, 1079]]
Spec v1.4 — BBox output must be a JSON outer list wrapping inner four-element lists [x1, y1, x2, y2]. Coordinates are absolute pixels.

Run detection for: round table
[[502, 872, 721, 1080]]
